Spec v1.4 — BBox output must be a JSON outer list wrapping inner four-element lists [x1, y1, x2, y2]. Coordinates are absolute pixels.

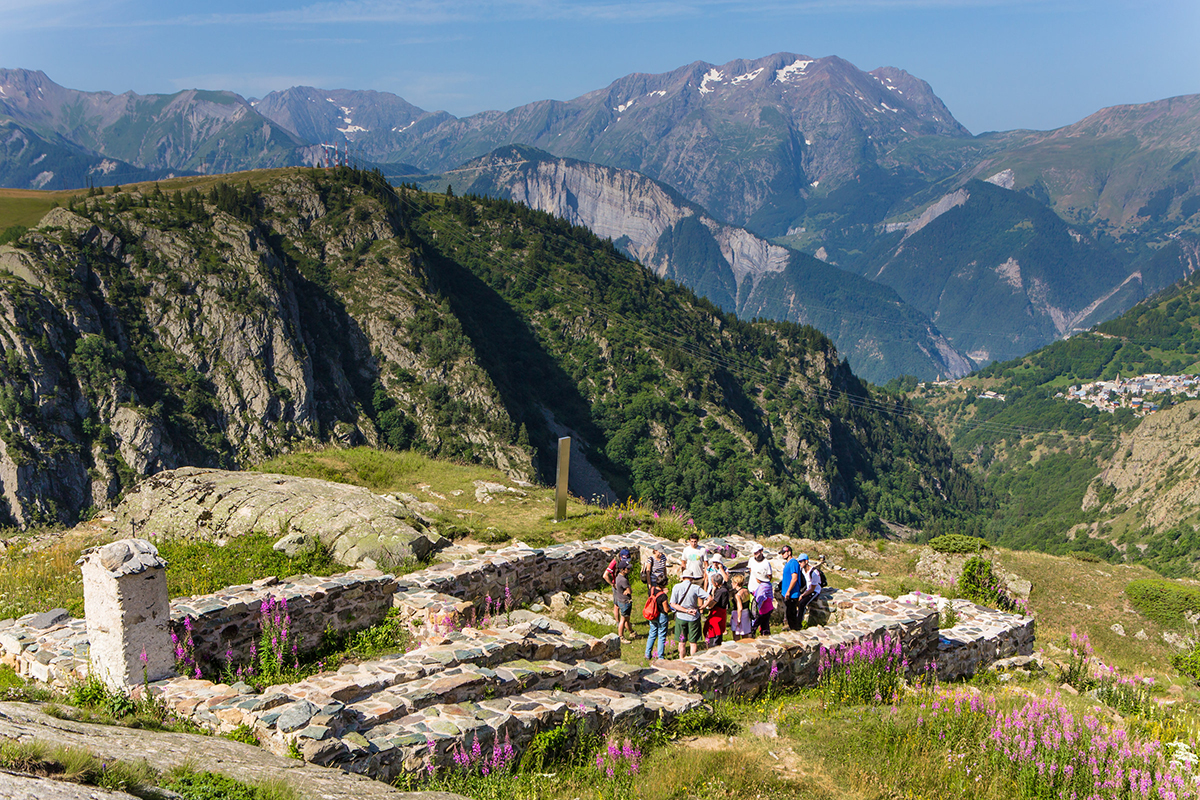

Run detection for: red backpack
[[643, 586, 664, 621]]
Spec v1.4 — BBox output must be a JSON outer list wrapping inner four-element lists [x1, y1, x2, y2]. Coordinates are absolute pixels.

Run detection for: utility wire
[[390, 186, 1159, 447]]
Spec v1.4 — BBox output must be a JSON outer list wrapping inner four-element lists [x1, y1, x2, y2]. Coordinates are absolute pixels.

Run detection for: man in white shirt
[[796, 553, 823, 628], [747, 542, 774, 636], [747, 542, 772, 593], [681, 532, 706, 579]]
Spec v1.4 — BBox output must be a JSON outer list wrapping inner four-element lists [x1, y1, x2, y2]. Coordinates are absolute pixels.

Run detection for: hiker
[[705, 552, 730, 594], [642, 543, 668, 587], [670, 566, 710, 658], [795, 553, 823, 628], [681, 532, 707, 579], [748, 542, 774, 637], [780, 545, 805, 631], [604, 548, 633, 629], [643, 575, 670, 660], [730, 573, 753, 638], [705, 572, 729, 648], [613, 561, 635, 642]]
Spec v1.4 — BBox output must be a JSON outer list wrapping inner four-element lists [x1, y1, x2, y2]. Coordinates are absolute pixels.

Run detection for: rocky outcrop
[[111, 467, 447, 569], [0, 701, 466, 800], [1084, 399, 1200, 530], [0, 172, 533, 526]]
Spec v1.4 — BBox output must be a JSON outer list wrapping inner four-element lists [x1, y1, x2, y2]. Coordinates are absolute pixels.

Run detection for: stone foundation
[[0, 530, 1036, 784]]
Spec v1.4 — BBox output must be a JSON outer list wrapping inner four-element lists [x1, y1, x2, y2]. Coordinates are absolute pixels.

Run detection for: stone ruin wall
[[0, 530, 1034, 694], [169, 572, 400, 671], [0, 530, 1037, 783]]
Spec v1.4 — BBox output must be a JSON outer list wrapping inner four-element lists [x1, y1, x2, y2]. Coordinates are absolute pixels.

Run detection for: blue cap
[[798, 553, 809, 561]]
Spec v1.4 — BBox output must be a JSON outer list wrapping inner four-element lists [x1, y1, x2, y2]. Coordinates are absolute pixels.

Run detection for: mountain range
[[1, 56, 1197, 380], [0, 168, 979, 535]]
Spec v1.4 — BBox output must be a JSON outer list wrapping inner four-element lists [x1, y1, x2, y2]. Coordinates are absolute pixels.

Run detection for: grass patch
[[0, 529, 93, 619], [0, 529, 343, 619], [163, 765, 298, 800], [1125, 578, 1200, 626], [154, 532, 339, 598], [0, 738, 298, 800], [0, 188, 83, 229]]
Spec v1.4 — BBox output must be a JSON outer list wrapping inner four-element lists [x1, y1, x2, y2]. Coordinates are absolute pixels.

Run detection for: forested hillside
[[913, 270, 1200, 575], [0, 168, 981, 537]]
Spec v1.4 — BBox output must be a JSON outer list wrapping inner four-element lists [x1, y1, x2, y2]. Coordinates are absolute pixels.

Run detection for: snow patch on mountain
[[699, 69, 724, 95], [775, 60, 813, 83], [648, 90, 667, 97], [31, 171, 53, 189], [614, 100, 634, 113], [731, 68, 763, 85]]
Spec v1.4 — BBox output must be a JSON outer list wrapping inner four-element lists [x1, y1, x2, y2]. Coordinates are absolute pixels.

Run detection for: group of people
[[603, 533, 824, 661]]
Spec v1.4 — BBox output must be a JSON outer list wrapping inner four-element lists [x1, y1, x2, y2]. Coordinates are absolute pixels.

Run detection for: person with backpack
[[795, 553, 824, 628], [779, 545, 805, 631], [643, 575, 670, 660], [670, 567, 710, 658]]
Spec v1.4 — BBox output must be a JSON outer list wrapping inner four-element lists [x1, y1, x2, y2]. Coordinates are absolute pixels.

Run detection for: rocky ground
[[0, 702, 467, 800]]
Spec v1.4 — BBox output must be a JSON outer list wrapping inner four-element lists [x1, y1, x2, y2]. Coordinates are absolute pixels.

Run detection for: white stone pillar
[[78, 538, 172, 691]]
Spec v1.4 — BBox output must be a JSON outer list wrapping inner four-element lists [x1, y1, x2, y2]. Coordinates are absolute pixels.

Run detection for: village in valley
[[1059, 373, 1200, 415]]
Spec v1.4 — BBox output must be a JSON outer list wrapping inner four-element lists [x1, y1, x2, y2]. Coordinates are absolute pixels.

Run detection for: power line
[[390, 186, 1157, 447]]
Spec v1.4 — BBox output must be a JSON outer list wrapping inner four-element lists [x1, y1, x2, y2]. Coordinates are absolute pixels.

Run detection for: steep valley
[[0, 167, 979, 538]]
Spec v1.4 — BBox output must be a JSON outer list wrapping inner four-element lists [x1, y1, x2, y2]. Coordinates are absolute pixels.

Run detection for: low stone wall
[[170, 571, 399, 669]]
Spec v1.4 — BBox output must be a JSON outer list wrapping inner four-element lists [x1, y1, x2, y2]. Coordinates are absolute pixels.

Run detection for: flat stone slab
[[0, 701, 468, 800]]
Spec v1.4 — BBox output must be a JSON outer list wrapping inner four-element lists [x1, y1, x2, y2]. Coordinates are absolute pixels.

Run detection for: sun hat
[[652, 543, 665, 553], [682, 564, 704, 580], [750, 542, 764, 554], [709, 553, 724, 564]]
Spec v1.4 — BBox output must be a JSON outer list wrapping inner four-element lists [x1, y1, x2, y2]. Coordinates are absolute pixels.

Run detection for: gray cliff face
[[0, 174, 532, 526], [459, 147, 971, 383]]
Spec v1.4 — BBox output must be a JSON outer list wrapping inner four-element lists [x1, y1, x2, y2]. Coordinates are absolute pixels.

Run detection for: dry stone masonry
[[0, 529, 1036, 786], [77, 539, 173, 690]]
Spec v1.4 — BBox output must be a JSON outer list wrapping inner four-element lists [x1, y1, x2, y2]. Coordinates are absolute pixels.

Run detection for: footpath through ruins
[[0, 530, 1034, 784]]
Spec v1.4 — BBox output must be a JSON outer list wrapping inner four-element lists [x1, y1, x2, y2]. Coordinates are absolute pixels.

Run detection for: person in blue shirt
[[780, 545, 805, 631]]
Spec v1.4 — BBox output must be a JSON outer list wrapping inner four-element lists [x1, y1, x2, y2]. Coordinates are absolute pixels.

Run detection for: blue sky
[[1, 0, 1196, 134]]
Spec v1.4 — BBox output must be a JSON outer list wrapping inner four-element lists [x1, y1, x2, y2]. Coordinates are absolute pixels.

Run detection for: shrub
[[957, 556, 1022, 613], [1125, 578, 1200, 626], [1068, 550, 1101, 562], [928, 534, 989, 554], [1172, 643, 1200, 684]]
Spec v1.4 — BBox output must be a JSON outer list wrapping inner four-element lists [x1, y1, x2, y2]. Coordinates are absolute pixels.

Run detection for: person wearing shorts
[[613, 563, 634, 642], [670, 568, 709, 658]]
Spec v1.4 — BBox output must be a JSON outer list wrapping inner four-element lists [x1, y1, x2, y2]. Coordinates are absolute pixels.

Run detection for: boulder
[[112, 467, 447, 569]]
